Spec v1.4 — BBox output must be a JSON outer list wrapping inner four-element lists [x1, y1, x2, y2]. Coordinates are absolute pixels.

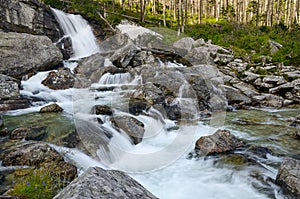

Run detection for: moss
[[9, 168, 64, 199]]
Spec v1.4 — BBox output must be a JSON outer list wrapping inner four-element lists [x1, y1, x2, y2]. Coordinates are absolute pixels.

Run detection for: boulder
[[163, 96, 181, 120], [0, 32, 63, 79], [232, 82, 260, 98], [111, 116, 144, 144], [0, 75, 19, 100], [40, 103, 63, 113], [221, 85, 251, 106], [0, 0, 63, 42], [242, 71, 260, 83], [269, 83, 294, 94], [93, 105, 113, 115], [263, 75, 286, 86], [42, 68, 76, 90], [130, 82, 164, 105], [75, 53, 128, 85], [269, 40, 283, 54], [9, 126, 48, 141], [0, 74, 30, 111], [276, 158, 300, 198], [9, 127, 30, 140], [252, 94, 283, 108], [173, 37, 195, 56], [129, 96, 152, 116], [195, 129, 244, 156], [184, 47, 214, 65], [131, 51, 156, 67], [110, 41, 140, 68], [1, 143, 77, 180], [54, 167, 157, 199]]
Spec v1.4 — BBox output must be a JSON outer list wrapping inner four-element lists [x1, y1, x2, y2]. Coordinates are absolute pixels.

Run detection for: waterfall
[[52, 8, 100, 59]]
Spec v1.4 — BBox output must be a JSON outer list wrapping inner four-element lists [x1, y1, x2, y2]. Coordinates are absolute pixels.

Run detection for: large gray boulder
[[0, 0, 63, 42], [54, 167, 157, 199], [276, 158, 300, 198], [0, 32, 62, 78], [0, 74, 30, 111], [2, 143, 77, 180], [195, 129, 244, 156]]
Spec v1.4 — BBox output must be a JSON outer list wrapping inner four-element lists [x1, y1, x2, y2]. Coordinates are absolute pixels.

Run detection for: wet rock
[[75, 53, 127, 85], [110, 41, 140, 68], [0, 75, 19, 100], [252, 94, 283, 108], [244, 145, 273, 159], [0, 74, 30, 111], [9, 127, 30, 140], [163, 96, 181, 120], [290, 115, 300, 128], [221, 85, 251, 106], [93, 105, 113, 115], [0, 0, 63, 42], [111, 116, 144, 144], [25, 126, 48, 141], [232, 82, 259, 98], [53, 167, 157, 199], [131, 51, 156, 67], [0, 114, 3, 127], [0, 128, 8, 136], [195, 129, 244, 156], [61, 130, 80, 148], [39, 103, 63, 113], [1, 143, 77, 180], [129, 97, 151, 116], [55, 36, 73, 59], [131, 82, 164, 105], [294, 131, 300, 140], [214, 154, 250, 168], [276, 158, 300, 198], [42, 68, 76, 90], [0, 32, 62, 79]]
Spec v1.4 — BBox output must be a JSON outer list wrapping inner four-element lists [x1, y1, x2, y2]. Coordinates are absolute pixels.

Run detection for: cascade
[[52, 8, 100, 59]]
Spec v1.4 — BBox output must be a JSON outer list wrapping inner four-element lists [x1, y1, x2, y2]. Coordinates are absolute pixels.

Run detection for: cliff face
[[0, 0, 63, 42]]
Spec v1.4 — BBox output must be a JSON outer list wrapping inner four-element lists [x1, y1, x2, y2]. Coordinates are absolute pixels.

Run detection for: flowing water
[[52, 8, 100, 59], [2, 9, 300, 199]]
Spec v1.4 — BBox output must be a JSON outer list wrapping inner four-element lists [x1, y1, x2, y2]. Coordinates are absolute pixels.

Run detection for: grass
[[9, 168, 63, 199]]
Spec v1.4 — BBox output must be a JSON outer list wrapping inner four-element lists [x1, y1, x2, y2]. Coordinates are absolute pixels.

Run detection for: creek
[[1, 8, 299, 199]]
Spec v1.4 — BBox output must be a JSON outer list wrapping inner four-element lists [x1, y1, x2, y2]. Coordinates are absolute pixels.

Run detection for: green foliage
[[9, 168, 63, 199], [185, 21, 300, 67], [43, 0, 65, 9]]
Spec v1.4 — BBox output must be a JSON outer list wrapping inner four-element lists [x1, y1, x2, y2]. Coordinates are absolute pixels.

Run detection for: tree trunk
[[163, 0, 167, 26]]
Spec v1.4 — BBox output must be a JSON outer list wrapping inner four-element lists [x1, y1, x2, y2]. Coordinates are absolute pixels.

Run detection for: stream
[[1, 8, 299, 199]]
